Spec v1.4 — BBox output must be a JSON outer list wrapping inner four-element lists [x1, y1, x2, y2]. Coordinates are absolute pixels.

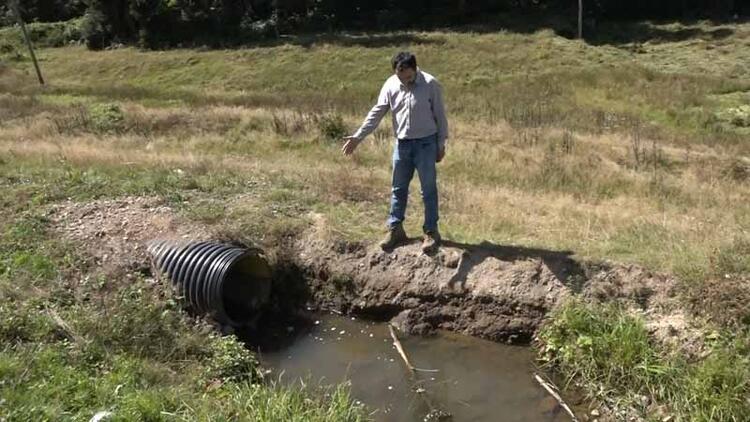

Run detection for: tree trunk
[[11, 0, 44, 85], [578, 0, 583, 39]]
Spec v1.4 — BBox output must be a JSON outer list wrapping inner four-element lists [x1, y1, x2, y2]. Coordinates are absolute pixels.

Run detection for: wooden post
[[11, 0, 45, 85], [577, 0, 583, 39]]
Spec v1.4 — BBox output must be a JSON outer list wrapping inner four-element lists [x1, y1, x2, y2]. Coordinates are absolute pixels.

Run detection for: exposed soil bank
[[294, 222, 690, 351], [48, 198, 698, 352], [47, 197, 731, 421]]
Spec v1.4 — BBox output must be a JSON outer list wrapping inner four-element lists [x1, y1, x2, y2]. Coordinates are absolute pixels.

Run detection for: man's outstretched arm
[[342, 82, 390, 156]]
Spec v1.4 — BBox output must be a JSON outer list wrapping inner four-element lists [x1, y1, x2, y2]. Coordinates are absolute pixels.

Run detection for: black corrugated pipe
[[147, 240, 272, 327]]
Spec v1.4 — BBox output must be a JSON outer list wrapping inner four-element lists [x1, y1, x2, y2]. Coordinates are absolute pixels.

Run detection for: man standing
[[342, 52, 448, 253]]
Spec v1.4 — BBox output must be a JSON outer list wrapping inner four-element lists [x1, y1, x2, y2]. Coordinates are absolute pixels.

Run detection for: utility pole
[[578, 0, 583, 39], [11, 0, 45, 85]]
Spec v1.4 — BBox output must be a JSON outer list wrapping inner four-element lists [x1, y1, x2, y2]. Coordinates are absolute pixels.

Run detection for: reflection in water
[[259, 314, 570, 422]]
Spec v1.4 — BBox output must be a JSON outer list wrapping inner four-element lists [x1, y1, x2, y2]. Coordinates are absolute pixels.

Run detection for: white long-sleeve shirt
[[353, 69, 449, 148]]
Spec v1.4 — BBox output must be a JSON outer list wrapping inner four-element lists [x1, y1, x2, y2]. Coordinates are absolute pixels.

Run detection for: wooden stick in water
[[388, 324, 440, 373], [388, 323, 452, 420], [533, 373, 580, 422], [389, 323, 415, 373]]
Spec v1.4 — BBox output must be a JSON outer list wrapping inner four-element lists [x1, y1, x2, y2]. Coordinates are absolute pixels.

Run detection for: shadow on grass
[[276, 32, 446, 49], [152, 31, 445, 51], [583, 20, 739, 46], [28, 82, 366, 111]]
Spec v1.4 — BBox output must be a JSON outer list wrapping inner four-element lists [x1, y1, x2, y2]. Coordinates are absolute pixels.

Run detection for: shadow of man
[[435, 240, 586, 293]]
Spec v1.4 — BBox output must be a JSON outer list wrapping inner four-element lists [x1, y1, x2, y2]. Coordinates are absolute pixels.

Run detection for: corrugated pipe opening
[[147, 239, 272, 327]]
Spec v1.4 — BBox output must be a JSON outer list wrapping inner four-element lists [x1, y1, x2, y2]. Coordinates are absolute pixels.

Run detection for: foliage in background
[[2, 0, 749, 49]]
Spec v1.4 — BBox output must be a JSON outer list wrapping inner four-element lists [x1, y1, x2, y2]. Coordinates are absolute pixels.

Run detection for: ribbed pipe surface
[[147, 239, 272, 326]]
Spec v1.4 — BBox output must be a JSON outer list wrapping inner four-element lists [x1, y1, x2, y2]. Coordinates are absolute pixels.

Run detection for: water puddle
[[259, 314, 571, 421]]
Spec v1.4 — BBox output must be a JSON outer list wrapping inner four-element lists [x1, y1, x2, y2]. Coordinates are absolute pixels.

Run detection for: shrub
[[81, 6, 111, 50], [88, 103, 125, 133], [316, 112, 347, 141]]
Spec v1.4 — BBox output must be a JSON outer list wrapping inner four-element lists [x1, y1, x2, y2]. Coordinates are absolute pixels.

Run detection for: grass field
[[1, 18, 749, 420]]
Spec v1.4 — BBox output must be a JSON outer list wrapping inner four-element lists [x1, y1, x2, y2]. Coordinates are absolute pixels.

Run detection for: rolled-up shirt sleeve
[[431, 80, 449, 148], [353, 81, 390, 141]]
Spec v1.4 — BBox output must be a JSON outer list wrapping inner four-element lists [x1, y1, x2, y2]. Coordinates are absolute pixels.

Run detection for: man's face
[[395, 66, 416, 86]]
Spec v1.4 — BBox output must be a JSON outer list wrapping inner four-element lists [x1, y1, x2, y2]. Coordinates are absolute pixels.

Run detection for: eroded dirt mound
[[296, 220, 684, 347], [581, 263, 705, 356], [48, 198, 694, 351], [297, 236, 576, 343], [48, 196, 212, 277], [686, 275, 750, 328]]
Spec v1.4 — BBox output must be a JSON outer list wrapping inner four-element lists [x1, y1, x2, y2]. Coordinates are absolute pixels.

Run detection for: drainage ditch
[[147, 239, 583, 421]]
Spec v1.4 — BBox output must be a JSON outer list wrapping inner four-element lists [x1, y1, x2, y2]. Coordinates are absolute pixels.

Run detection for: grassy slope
[[4, 24, 749, 280], [1, 19, 749, 420]]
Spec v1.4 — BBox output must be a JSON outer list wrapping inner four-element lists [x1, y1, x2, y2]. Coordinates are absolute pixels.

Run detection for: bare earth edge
[[47, 196, 708, 418], [47, 195, 703, 358], [295, 216, 699, 354]]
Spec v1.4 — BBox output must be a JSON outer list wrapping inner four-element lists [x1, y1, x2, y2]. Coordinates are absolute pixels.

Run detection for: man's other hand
[[436, 146, 446, 163], [341, 136, 361, 156]]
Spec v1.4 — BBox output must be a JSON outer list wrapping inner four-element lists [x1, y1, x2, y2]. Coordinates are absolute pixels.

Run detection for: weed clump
[[538, 300, 750, 421], [315, 112, 347, 141], [88, 103, 125, 133]]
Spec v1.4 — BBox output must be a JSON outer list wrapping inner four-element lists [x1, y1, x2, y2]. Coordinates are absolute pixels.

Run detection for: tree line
[[3, 0, 747, 50]]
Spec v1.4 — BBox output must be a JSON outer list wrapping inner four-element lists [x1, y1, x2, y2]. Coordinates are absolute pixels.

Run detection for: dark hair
[[391, 51, 417, 71]]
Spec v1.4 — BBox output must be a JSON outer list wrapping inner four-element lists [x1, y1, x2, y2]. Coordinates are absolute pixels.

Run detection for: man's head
[[392, 51, 417, 85]]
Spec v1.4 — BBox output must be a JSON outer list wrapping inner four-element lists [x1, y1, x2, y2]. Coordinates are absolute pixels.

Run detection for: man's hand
[[341, 136, 361, 156], [436, 146, 446, 163]]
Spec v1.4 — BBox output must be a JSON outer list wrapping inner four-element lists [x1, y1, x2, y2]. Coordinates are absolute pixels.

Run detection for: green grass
[[2, 20, 749, 147], [0, 209, 369, 421], [539, 300, 750, 421], [1, 18, 749, 420]]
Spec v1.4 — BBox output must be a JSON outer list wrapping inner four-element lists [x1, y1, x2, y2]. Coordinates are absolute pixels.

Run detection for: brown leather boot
[[421, 230, 441, 253], [379, 224, 408, 250]]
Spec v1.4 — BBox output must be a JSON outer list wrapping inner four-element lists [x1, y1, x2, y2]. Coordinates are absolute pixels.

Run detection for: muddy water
[[260, 314, 570, 422]]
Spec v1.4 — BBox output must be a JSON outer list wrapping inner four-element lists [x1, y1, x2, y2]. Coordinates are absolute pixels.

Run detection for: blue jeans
[[387, 133, 439, 233]]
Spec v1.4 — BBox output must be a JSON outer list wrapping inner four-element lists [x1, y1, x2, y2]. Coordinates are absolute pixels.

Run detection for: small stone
[[591, 409, 600, 417], [89, 411, 113, 422]]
